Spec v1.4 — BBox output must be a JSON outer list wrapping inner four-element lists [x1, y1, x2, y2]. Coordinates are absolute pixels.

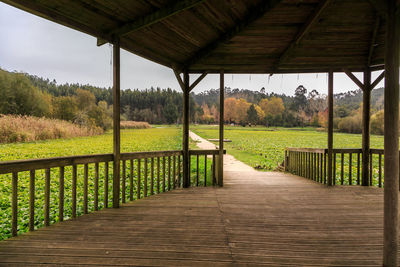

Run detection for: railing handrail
[[286, 147, 370, 154], [0, 149, 224, 174]]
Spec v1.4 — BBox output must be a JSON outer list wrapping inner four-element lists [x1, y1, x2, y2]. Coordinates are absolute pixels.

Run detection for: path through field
[[189, 130, 254, 173]]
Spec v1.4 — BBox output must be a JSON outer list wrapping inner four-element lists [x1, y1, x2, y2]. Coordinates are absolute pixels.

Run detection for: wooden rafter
[[368, 0, 388, 17], [173, 69, 185, 91], [189, 72, 208, 92], [1, 0, 111, 42], [368, 16, 381, 66], [180, 0, 282, 71], [276, 0, 332, 69], [344, 70, 365, 90], [371, 71, 385, 89], [97, 0, 205, 46], [173, 69, 208, 92]]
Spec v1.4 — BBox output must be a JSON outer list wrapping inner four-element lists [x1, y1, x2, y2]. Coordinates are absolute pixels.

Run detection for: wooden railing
[[0, 149, 221, 239], [189, 149, 226, 187], [285, 148, 385, 187]]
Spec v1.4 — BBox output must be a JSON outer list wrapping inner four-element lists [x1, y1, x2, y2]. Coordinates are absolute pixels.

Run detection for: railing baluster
[[84, 164, 88, 214], [173, 156, 176, 189], [168, 156, 171, 191], [316, 153, 320, 182], [72, 165, 77, 218], [212, 154, 216, 185], [144, 158, 148, 197], [320, 153, 323, 183], [178, 155, 181, 187], [324, 152, 327, 184], [122, 160, 126, 203], [204, 155, 207, 187], [349, 153, 352, 185], [379, 153, 382, 187], [369, 152, 373, 186], [129, 160, 133, 201], [12, 172, 18, 236], [196, 155, 199, 186], [157, 157, 160, 194], [94, 163, 99, 211], [44, 168, 50, 226], [333, 153, 336, 185], [104, 162, 109, 208], [162, 157, 166, 192], [341, 153, 344, 185], [151, 158, 154, 195], [137, 159, 141, 199], [357, 152, 360, 185], [59, 167, 64, 222], [29, 170, 35, 231]]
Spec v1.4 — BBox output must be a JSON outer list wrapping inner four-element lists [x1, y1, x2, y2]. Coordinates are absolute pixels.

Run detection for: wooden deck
[[0, 166, 388, 266]]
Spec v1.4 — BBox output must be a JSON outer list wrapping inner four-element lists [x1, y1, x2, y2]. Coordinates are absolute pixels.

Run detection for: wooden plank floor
[[0, 166, 389, 266]]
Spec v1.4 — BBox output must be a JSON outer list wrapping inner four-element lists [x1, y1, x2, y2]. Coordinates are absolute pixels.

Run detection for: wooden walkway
[[0, 165, 387, 266]]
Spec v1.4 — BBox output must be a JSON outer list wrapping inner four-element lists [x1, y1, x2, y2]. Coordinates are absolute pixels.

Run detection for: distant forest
[[0, 68, 386, 134]]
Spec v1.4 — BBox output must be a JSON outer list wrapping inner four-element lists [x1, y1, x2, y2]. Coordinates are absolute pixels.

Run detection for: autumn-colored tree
[[235, 98, 251, 123], [201, 103, 214, 123], [224, 98, 237, 123], [247, 104, 258, 125], [76, 88, 96, 110], [210, 105, 219, 123], [254, 105, 265, 121], [259, 97, 285, 116]]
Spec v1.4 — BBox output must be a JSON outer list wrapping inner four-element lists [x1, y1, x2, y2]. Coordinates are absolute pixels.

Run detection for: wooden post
[[383, 1, 399, 266], [327, 71, 334, 186], [182, 71, 190, 188], [112, 38, 121, 208], [218, 70, 224, 186], [362, 69, 371, 186]]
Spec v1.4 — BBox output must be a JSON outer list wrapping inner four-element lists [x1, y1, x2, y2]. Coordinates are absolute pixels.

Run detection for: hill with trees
[[0, 68, 386, 135]]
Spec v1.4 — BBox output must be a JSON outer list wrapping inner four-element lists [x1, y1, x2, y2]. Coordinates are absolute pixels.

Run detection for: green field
[[191, 125, 384, 170], [0, 125, 387, 240], [0, 127, 183, 240]]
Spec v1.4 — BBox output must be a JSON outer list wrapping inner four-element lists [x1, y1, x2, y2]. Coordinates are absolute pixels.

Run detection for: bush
[[120, 121, 151, 129], [370, 110, 384, 135], [337, 115, 362, 134], [0, 114, 103, 143]]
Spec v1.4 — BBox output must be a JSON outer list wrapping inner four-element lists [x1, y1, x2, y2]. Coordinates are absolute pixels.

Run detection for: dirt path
[[189, 130, 254, 174]]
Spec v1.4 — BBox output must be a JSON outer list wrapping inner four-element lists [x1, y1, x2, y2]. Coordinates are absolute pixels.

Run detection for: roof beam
[[371, 71, 385, 89], [368, 0, 388, 17], [189, 72, 208, 92], [343, 70, 365, 90], [276, 0, 332, 69], [368, 16, 380, 66], [1, 0, 111, 42], [180, 0, 282, 71], [97, 0, 205, 46]]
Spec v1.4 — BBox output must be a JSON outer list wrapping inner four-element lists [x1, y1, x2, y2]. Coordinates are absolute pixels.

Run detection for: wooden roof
[[1, 0, 388, 73]]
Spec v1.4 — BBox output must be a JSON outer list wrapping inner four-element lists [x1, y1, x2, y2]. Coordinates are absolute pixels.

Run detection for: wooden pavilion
[[0, 0, 399, 266]]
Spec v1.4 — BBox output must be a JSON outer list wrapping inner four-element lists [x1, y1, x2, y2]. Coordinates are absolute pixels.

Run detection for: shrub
[[370, 110, 384, 135], [120, 121, 151, 129], [337, 115, 362, 134], [0, 114, 103, 143]]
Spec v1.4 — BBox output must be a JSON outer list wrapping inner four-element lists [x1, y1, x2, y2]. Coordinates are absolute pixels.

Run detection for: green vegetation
[[191, 125, 384, 170], [0, 127, 182, 240]]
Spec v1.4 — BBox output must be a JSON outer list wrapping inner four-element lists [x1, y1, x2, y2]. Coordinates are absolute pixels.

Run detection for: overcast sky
[[0, 2, 384, 96]]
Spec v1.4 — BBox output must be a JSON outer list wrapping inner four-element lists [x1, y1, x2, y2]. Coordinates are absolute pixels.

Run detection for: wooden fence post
[[182, 71, 190, 188], [112, 37, 121, 208], [218, 70, 224, 186], [327, 70, 334, 186], [383, 2, 399, 265], [362, 69, 371, 186]]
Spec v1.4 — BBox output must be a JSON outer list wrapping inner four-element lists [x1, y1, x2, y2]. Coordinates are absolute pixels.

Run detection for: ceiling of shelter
[[1, 0, 387, 73]]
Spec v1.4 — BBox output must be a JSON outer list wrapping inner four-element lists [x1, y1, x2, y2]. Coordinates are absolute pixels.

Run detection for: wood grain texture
[[0, 168, 391, 266]]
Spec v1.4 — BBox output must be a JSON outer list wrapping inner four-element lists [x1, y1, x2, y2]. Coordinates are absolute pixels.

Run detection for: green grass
[[191, 125, 384, 170], [0, 127, 183, 240]]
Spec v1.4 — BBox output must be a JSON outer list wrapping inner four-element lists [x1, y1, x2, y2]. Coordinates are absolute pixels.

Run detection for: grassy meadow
[[0, 127, 182, 240], [191, 125, 384, 170]]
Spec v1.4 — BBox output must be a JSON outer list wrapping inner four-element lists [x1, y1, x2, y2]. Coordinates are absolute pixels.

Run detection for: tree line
[[0, 68, 386, 134]]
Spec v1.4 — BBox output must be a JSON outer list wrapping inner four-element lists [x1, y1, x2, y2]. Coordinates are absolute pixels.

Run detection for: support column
[[362, 69, 371, 186], [383, 1, 399, 265], [182, 71, 190, 188], [218, 70, 224, 186], [327, 71, 334, 186], [112, 38, 121, 208]]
